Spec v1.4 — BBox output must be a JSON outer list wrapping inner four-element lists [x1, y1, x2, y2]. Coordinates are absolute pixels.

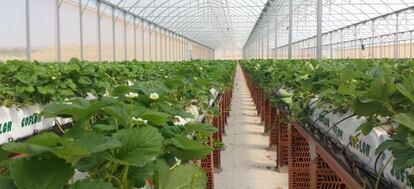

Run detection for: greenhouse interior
[[0, 0, 414, 189]]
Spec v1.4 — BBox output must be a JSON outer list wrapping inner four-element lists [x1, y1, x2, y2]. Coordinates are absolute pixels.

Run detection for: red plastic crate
[[269, 106, 278, 147], [317, 156, 349, 189], [277, 113, 289, 168], [201, 137, 214, 189], [288, 126, 311, 189]]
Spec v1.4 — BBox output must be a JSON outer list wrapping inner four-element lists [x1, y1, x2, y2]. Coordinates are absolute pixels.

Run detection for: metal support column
[[354, 25, 357, 58], [97, 0, 102, 61], [261, 30, 264, 58], [149, 24, 152, 60], [316, 0, 323, 63], [133, 17, 137, 60], [371, 20, 375, 58], [154, 26, 157, 61], [173, 34, 176, 61], [288, 0, 293, 59], [274, 11, 278, 60], [411, 32, 413, 59], [340, 29, 343, 59], [330, 33, 333, 58], [164, 31, 168, 61], [79, 0, 84, 60], [124, 12, 127, 60], [141, 20, 145, 61], [112, 7, 116, 61], [168, 33, 172, 61], [267, 25, 270, 59], [25, 0, 31, 61], [160, 29, 163, 61], [380, 36, 383, 58], [55, 0, 62, 61], [395, 13, 399, 59]]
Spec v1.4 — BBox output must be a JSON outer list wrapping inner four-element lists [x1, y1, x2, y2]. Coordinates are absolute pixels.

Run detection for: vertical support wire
[[274, 4, 278, 60], [97, 0, 102, 61], [316, 0, 323, 63], [55, 0, 62, 62], [288, 0, 293, 60], [164, 30, 167, 61], [410, 31, 413, 59], [124, 12, 127, 60], [154, 26, 157, 61], [395, 13, 399, 59], [149, 24, 152, 61], [141, 19, 145, 61], [133, 16, 137, 60], [371, 20, 375, 59], [112, 6, 116, 61], [354, 25, 357, 59], [25, 0, 31, 61], [79, 0, 84, 60]]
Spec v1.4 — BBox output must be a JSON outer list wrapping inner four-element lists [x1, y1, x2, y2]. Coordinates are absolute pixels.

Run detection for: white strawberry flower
[[173, 115, 187, 126], [125, 92, 139, 98], [132, 117, 148, 124], [51, 76, 57, 80], [150, 93, 159, 100], [132, 117, 143, 122]]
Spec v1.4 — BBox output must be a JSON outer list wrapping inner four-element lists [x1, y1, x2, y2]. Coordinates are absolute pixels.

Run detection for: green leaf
[[102, 105, 131, 127], [184, 123, 217, 137], [68, 179, 116, 189], [168, 135, 213, 161], [396, 84, 414, 103], [393, 150, 414, 171], [77, 133, 122, 154], [352, 101, 385, 116], [112, 127, 163, 166], [281, 97, 293, 105], [37, 85, 56, 95], [356, 116, 376, 135], [142, 112, 169, 126], [407, 133, 414, 149], [10, 156, 74, 189], [111, 85, 131, 97], [92, 124, 117, 132], [394, 113, 414, 131], [128, 161, 156, 187], [15, 72, 36, 84], [160, 164, 207, 189], [78, 76, 93, 85], [0, 176, 17, 189], [2, 133, 89, 164]]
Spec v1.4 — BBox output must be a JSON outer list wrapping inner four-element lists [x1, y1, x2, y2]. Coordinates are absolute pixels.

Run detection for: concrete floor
[[214, 64, 289, 189]]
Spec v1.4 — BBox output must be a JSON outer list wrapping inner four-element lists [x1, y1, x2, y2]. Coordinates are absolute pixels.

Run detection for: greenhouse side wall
[[0, 0, 215, 62]]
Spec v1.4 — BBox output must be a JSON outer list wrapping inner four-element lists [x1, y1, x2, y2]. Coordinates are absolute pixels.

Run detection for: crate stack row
[[201, 79, 234, 189], [241, 67, 362, 189]]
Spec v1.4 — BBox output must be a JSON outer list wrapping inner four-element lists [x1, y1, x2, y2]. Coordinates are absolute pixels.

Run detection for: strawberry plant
[[242, 59, 414, 187], [0, 59, 237, 188]]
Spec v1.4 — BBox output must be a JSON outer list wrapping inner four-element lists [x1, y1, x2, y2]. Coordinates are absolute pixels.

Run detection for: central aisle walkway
[[215, 64, 288, 189]]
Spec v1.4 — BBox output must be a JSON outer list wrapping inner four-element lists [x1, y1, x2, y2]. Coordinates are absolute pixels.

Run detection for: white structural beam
[[25, 0, 31, 61], [316, 0, 323, 63], [288, 0, 293, 59]]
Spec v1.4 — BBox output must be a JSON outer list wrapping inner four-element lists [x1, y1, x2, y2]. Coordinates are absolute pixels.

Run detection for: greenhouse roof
[[104, 0, 268, 49]]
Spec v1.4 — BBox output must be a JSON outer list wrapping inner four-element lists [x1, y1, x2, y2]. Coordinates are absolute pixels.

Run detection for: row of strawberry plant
[[0, 59, 237, 189], [241, 59, 414, 188]]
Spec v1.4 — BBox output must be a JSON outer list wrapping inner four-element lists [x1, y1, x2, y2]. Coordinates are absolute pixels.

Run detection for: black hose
[[311, 107, 339, 125]]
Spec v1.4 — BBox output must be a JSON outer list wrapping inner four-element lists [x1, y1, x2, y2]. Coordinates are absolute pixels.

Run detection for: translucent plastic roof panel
[[105, 0, 267, 49], [246, 0, 414, 48]]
